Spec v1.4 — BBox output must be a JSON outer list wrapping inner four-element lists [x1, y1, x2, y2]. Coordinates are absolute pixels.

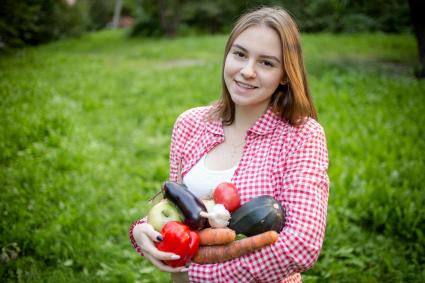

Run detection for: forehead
[[232, 25, 282, 58]]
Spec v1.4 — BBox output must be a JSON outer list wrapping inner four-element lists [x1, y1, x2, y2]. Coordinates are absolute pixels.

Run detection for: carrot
[[196, 228, 236, 246], [192, 230, 279, 264]]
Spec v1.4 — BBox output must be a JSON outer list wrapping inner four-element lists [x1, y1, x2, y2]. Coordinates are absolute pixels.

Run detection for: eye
[[260, 60, 274, 67], [232, 51, 246, 58]]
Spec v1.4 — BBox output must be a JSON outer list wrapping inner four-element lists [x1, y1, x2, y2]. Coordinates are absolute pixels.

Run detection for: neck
[[232, 102, 269, 133]]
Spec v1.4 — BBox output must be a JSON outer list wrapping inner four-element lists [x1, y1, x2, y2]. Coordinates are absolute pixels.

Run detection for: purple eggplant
[[163, 181, 207, 230]]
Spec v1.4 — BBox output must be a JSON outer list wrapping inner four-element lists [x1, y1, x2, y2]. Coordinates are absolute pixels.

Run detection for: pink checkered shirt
[[130, 106, 329, 283]]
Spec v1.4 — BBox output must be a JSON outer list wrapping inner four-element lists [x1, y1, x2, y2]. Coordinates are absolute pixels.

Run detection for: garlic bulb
[[200, 203, 231, 228], [202, 199, 215, 212]]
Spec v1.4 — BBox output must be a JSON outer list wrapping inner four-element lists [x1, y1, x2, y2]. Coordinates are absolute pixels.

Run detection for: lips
[[235, 80, 258, 90]]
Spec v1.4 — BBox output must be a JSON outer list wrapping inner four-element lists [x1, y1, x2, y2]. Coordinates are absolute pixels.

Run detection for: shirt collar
[[205, 107, 280, 136], [247, 107, 280, 135], [205, 116, 224, 136]]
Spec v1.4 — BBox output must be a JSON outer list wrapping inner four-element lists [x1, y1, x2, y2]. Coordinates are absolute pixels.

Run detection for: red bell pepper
[[155, 221, 200, 267]]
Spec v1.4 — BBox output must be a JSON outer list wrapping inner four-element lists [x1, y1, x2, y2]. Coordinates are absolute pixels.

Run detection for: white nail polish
[[171, 255, 180, 260]]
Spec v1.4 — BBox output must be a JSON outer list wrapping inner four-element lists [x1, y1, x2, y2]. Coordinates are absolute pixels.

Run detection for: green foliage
[[0, 0, 138, 48], [86, 0, 136, 31], [86, 0, 115, 31], [0, 30, 424, 282], [130, 0, 412, 37], [130, 0, 189, 37], [0, 0, 89, 48], [130, 13, 164, 37], [0, 0, 413, 48], [282, 0, 411, 33]]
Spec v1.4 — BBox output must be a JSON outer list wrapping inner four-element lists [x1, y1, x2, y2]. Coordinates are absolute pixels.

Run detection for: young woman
[[130, 6, 329, 283]]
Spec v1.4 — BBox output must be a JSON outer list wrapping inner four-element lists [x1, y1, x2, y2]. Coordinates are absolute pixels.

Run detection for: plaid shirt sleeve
[[188, 124, 329, 283], [169, 112, 185, 182], [129, 217, 147, 256]]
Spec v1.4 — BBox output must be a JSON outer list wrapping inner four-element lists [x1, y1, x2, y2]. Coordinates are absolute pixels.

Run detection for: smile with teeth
[[235, 80, 257, 89]]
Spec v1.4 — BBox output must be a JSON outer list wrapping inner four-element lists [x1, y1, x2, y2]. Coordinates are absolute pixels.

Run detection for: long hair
[[210, 6, 317, 126]]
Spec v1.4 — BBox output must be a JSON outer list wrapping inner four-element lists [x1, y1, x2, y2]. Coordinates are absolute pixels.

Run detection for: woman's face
[[224, 25, 284, 110]]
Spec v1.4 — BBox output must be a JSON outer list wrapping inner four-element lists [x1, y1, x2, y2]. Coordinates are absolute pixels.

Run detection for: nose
[[240, 60, 256, 79]]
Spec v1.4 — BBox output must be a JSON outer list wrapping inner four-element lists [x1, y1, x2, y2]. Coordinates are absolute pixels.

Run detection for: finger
[[145, 253, 188, 273], [140, 223, 163, 242], [140, 234, 181, 261], [132, 223, 161, 250]]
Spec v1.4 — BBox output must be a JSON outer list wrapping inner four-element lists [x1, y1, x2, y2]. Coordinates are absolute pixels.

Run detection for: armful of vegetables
[[146, 181, 286, 266]]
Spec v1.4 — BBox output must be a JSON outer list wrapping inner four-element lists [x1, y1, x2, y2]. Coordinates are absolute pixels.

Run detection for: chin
[[230, 95, 253, 106], [230, 93, 266, 108]]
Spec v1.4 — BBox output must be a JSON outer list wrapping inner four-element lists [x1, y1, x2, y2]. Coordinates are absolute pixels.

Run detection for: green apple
[[147, 199, 184, 232]]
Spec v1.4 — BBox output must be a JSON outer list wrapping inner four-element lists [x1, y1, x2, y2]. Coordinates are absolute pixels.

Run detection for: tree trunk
[[112, 0, 123, 29], [408, 0, 425, 78], [158, 0, 181, 37]]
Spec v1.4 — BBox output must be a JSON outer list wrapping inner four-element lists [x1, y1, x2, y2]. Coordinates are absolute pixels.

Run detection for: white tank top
[[182, 154, 237, 199]]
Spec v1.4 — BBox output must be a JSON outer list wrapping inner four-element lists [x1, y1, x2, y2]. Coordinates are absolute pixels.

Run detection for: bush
[[130, 14, 164, 37], [338, 13, 378, 33], [0, 0, 89, 48]]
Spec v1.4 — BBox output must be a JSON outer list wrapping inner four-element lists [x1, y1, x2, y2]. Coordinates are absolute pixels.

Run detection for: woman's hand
[[133, 223, 189, 273]]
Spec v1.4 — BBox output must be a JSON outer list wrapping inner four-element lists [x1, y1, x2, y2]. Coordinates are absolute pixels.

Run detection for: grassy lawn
[[1, 30, 424, 282]]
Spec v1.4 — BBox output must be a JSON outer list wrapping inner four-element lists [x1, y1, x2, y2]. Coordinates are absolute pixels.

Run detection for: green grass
[[1, 30, 424, 282]]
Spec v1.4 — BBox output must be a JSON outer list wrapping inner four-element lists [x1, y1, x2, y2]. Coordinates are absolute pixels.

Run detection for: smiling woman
[[130, 6, 329, 283]]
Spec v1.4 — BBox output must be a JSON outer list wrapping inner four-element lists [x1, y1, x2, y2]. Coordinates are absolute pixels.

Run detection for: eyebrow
[[232, 44, 281, 63]]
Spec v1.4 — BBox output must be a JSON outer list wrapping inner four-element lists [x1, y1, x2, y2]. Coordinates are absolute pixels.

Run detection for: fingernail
[[156, 235, 163, 241], [171, 255, 180, 260], [180, 268, 188, 272]]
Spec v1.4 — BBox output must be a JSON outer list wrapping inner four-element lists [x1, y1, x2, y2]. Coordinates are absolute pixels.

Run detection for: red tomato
[[213, 182, 241, 213]]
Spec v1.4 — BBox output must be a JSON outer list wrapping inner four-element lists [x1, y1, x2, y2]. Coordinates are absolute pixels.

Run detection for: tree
[[408, 0, 425, 78], [158, 0, 182, 37], [112, 0, 123, 28]]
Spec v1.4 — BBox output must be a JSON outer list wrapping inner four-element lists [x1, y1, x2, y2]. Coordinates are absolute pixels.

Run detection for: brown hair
[[210, 6, 317, 126]]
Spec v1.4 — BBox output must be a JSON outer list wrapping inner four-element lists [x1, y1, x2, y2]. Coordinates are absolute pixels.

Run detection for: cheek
[[263, 71, 283, 89], [223, 58, 233, 90], [224, 56, 238, 77]]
